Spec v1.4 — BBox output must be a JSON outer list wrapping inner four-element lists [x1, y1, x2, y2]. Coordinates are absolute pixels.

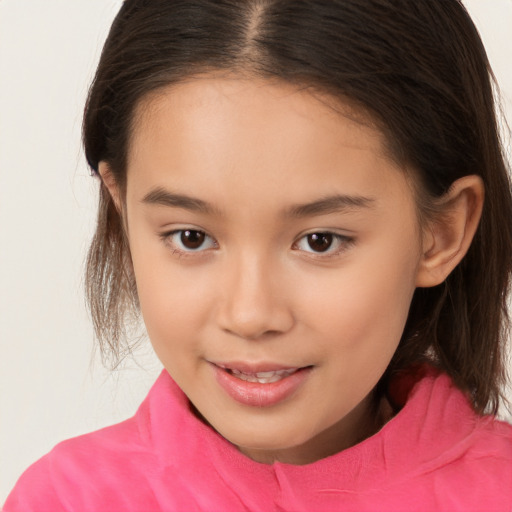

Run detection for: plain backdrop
[[1, 0, 511, 503]]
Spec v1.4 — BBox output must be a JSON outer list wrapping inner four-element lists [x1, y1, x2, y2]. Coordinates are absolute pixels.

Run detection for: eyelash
[[159, 229, 218, 258], [292, 232, 355, 258], [159, 229, 355, 259]]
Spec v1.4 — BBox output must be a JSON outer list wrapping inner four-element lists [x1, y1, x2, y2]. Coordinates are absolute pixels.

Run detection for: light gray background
[[1, 0, 511, 502]]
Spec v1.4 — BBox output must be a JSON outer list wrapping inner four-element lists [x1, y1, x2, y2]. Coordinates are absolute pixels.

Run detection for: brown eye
[[307, 233, 333, 252], [294, 231, 353, 257], [180, 230, 206, 249], [161, 228, 216, 254]]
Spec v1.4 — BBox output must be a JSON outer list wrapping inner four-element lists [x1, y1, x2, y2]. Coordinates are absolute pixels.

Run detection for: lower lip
[[212, 364, 312, 407]]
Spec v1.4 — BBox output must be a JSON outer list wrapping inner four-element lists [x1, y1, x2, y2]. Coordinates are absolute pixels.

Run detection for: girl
[[4, 0, 512, 510]]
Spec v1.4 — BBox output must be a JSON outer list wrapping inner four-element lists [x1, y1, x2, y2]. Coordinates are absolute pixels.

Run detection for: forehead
[[125, 75, 414, 213], [129, 74, 385, 159]]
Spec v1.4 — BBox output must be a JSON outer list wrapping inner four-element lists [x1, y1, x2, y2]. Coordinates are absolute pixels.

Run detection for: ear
[[416, 175, 484, 288], [98, 161, 122, 212]]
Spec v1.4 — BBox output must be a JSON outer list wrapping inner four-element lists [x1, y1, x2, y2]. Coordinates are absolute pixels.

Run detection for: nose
[[216, 253, 295, 340]]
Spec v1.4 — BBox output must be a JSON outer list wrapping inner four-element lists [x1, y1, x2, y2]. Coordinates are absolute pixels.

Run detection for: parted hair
[[83, 0, 512, 413]]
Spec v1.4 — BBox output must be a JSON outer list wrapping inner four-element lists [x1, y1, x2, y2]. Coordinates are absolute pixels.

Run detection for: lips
[[211, 362, 312, 407]]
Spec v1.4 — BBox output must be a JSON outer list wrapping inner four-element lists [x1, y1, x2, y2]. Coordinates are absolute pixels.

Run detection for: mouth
[[210, 362, 313, 407]]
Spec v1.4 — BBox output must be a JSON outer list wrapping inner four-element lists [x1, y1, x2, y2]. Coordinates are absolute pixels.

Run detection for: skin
[[100, 75, 484, 465]]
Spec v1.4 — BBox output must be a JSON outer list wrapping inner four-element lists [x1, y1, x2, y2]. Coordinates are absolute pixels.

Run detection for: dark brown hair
[[83, 0, 512, 413]]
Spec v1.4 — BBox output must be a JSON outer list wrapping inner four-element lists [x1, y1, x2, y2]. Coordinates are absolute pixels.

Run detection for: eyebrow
[[287, 194, 375, 217], [141, 187, 220, 215], [142, 187, 374, 217]]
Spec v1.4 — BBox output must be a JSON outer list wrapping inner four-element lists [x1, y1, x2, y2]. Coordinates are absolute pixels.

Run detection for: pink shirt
[[4, 368, 512, 511]]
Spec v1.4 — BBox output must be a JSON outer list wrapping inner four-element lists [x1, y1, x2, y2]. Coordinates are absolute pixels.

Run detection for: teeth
[[229, 368, 298, 384]]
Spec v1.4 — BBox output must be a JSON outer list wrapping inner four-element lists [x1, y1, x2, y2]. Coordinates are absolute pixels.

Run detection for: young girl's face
[[120, 75, 426, 464]]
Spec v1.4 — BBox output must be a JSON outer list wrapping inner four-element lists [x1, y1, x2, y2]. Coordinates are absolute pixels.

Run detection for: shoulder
[[381, 368, 512, 510], [423, 416, 512, 511], [462, 413, 512, 471], [3, 416, 151, 512], [417, 374, 512, 508], [2, 371, 188, 511], [408, 369, 512, 471]]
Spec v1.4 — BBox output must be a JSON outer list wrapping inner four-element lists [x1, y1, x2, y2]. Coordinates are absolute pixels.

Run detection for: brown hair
[[83, 0, 512, 413]]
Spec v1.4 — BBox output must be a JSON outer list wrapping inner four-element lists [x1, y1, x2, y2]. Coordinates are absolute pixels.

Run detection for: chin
[[215, 419, 314, 454]]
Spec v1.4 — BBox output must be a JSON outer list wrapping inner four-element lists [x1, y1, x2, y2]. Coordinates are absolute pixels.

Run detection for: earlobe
[[98, 161, 122, 212], [415, 175, 484, 288]]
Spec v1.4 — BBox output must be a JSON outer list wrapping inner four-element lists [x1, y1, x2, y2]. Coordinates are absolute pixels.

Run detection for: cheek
[[128, 230, 215, 349], [299, 237, 419, 355], [136, 273, 209, 342]]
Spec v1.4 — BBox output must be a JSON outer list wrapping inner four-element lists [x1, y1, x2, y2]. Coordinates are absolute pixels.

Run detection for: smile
[[211, 362, 313, 407]]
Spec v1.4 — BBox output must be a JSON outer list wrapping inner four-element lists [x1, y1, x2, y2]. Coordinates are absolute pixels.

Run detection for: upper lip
[[210, 361, 307, 374]]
